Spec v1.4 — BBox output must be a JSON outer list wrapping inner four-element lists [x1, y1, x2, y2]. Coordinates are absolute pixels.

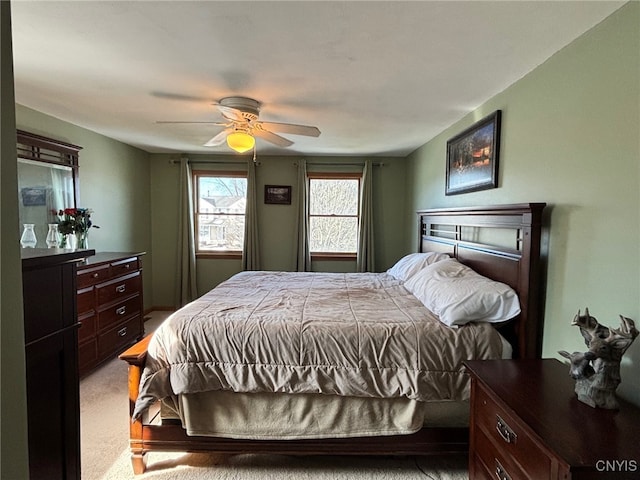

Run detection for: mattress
[[157, 334, 512, 439], [134, 271, 506, 421]]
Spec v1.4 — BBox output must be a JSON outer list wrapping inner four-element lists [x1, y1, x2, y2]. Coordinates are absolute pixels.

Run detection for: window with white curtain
[[308, 172, 361, 257], [193, 171, 247, 256]]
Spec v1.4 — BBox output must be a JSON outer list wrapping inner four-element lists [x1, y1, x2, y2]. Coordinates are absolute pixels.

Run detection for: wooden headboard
[[417, 203, 546, 359]]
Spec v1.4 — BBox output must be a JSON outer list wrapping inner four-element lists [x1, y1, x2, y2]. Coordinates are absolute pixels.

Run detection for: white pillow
[[404, 258, 521, 327], [387, 252, 450, 282]]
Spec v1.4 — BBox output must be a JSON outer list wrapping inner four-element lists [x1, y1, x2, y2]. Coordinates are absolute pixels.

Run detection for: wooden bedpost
[[119, 335, 153, 475]]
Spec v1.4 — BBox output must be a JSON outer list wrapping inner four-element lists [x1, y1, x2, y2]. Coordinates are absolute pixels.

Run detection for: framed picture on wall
[[264, 185, 292, 205], [445, 110, 501, 195], [21, 187, 47, 206]]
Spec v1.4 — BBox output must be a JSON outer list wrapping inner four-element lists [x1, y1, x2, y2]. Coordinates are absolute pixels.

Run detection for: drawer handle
[[92, 273, 99, 278], [496, 415, 517, 444], [124, 264, 130, 269], [116, 306, 127, 315], [117, 327, 128, 337], [116, 284, 126, 293], [495, 459, 512, 480]]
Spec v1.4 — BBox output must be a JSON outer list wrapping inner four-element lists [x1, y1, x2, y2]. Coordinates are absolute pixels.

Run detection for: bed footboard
[[119, 334, 153, 475]]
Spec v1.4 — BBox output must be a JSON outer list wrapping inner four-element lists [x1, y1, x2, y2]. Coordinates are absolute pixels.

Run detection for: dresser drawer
[[110, 257, 139, 277], [77, 264, 110, 289], [97, 295, 141, 331], [77, 287, 95, 316], [97, 315, 141, 358], [474, 424, 529, 480], [470, 456, 495, 480], [96, 271, 141, 307], [78, 312, 97, 343], [474, 383, 552, 479]]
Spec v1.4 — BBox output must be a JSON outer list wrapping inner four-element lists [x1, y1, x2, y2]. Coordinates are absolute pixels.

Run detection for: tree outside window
[[308, 174, 360, 255], [194, 171, 247, 255]]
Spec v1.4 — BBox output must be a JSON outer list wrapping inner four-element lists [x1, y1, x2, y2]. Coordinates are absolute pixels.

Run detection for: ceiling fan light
[[226, 131, 255, 153]]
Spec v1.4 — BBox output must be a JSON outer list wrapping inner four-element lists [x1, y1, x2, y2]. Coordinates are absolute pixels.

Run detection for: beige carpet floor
[[80, 312, 470, 480], [100, 451, 469, 480]]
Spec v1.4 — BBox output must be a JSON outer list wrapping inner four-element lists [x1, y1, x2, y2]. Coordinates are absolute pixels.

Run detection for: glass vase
[[20, 224, 37, 248], [46, 223, 60, 248], [59, 233, 76, 249], [76, 230, 89, 249]]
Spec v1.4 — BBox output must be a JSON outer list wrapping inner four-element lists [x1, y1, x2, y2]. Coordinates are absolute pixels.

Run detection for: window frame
[[307, 172, 361, 261], [193, 170, 247, 259]]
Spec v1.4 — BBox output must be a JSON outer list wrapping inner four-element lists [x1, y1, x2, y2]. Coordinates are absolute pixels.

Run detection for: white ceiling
[[10, 1, 624, 157]]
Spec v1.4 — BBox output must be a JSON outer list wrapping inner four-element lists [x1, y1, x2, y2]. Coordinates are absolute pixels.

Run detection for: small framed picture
[[264, 185, 292, 205], [21, 187, 47, 206], [446, 110, 501, 195]]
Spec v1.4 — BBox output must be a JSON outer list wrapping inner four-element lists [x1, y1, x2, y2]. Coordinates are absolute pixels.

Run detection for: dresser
[[22, 248, 95, 480], [465, 359, 640, 480], [76, 252, 145, 376]]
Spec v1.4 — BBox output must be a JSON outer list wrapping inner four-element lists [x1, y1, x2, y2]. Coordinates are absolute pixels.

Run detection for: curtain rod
[[168, 159, 258, 166], [168, 159, 383, 167], [294, 161, 385, 167]]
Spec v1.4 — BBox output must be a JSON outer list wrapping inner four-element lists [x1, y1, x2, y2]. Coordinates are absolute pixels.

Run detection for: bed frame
[[120, 203, 546, 474]]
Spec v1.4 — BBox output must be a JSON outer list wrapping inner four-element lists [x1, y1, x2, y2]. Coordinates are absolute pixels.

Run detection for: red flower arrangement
[[56, 208, 99, 234], [54, 208, 99, 248]]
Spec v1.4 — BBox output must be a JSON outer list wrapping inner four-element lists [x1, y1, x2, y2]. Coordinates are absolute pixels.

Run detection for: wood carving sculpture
[[559, 308, 638, 409]]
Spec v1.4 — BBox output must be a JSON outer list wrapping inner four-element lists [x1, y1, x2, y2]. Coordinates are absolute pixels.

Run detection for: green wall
[[405, 2, 640, 405], [1, 1, 29, 476], [14, 105, 154, 311], [149, 154, 407, 307]]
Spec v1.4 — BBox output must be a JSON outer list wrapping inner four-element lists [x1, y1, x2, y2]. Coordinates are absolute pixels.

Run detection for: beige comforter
[[133, 271, 504, 420]]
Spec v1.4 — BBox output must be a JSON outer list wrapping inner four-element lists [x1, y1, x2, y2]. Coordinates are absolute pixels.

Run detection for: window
[[194, 171, 247, 256], [308, 173, 360, 256]]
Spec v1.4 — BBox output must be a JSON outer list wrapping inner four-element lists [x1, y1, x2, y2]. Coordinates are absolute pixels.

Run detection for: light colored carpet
[[80, 311, 469, 480], [100, 450, 469, 480], [80, 312, 169, 479]]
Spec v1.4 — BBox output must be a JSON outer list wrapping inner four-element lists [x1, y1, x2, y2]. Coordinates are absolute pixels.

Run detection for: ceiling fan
[[157, 96, 321, 153]]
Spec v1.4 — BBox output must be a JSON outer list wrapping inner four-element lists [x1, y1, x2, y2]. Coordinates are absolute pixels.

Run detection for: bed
[[120, 203, 546, 474]]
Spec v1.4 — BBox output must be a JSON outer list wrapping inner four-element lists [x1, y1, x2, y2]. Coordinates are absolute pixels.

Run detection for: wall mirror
[[17, 130, 81, 246]]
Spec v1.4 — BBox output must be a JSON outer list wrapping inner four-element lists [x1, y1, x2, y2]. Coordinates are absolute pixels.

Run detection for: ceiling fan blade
[[215, 104, 246, 122], [203, 129, 231, 147], [156, 120, 229, 125], [258, 121, 321, 137], [151, 91, 213, 103], [253, 128, 294, 147]]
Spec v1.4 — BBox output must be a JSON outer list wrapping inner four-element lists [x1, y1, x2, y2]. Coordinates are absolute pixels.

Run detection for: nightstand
[[464, 359, 640, 480]]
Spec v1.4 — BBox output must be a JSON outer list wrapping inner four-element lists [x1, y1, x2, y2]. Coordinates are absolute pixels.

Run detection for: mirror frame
[[17, 129, 81, 207]]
